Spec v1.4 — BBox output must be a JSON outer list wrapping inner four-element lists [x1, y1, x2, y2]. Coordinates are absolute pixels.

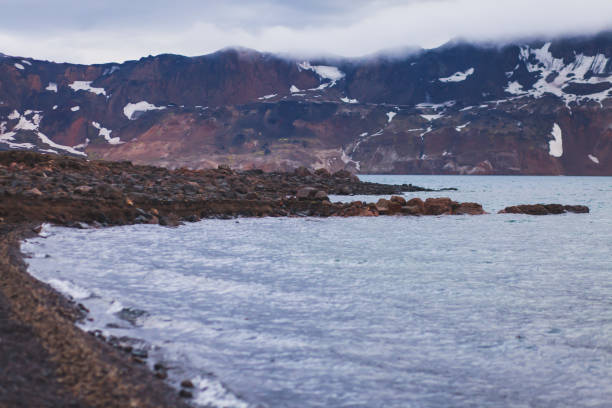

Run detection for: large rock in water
[[424, 198, 454, 215], [499, 204, 590, 215], [452, 202, 486, 215]]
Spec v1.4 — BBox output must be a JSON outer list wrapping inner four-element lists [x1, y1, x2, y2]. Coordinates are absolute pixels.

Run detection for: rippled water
[[23, 176, 612, 408]]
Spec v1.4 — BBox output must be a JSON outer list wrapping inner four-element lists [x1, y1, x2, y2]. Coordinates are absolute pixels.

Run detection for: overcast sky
[[2, 0, 612, 64]]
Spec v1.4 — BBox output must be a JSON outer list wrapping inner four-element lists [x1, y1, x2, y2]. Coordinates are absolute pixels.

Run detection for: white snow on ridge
[[71, 106, 80, 112], [421, 114, 444, 121], [340, 97, 358, 104], [308, 82, 332, 91], [103, 66, 120, 75], [455, 122, 470, 132], [505, 81, 525, 95], [8, 110, 20, 120], [69, 81, 106, 96], [0, 121, 34, 149], [386, 112, 397, 123], [258, 94, 277, 100], [439, 68, 474, 83], [46, 82, 58, 93], [298, 61, 345, 82], [518, 42, 612, 105], [14, 63, 24, 70], [416, 101, 456, 110], [92, 122, 122, 145], [549, 123, 563, 157], [588, 154, 600, 164], [1, 110, 86, 156], [290, 85, 300, 93], [21, 60, 32, 66], [123, 101, 166, 120], [36, 131, 86, 156]]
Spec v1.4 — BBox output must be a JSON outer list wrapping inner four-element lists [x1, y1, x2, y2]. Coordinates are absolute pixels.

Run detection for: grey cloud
[[1, 0, 611, 63]]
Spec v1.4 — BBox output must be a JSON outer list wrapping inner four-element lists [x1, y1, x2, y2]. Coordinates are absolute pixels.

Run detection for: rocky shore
[[0, 151, 482, 407], [0, 151, 478, 228], [0, 151, 589, 407]]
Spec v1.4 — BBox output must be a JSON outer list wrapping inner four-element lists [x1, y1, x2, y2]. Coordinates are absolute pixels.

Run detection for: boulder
[[25, 187, 42, 197], [314, 190, 329, 201], [564, 205, 589, 213], [294, 166, 312, 177], [375, 198, 390, 214], [314, 168, 331, 178], [296, 187, 317, 200], [406, 198, 425, 213], [453, 202, 486, 215], [401, 205, 423, 215], [390, 195, 407, 206], [424, 197, 454, 215], [387, 201, 403, 215], [499, 204, 590, 215], [74, 185, 93, 194]]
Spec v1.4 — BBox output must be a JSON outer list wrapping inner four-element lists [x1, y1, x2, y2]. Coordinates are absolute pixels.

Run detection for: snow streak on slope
[[549, 123, 563, 157], [123, 101, 166, 120], [69, 81, 106, 96], [510, 43, 612, 106], [439, 68, 474, 83], [298, 61, 345, 86]]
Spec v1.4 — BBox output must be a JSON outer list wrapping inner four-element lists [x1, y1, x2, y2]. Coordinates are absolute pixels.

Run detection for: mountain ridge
[[1, 31, 611, 175]]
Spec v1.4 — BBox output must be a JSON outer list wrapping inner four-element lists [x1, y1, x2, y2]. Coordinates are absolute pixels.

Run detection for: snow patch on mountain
[[290, 85, 300, 93], [416, 101, 456, 110], [439, 68, 474, 83], [14, 63, 24, 70], [588, 154, 599, 164], [1, 110, 86, 156], [258, 94, 277, 100], [92, 122, 122, 145], [0, 121, 34, 149], [123, 101, 166, 120], [20, 60, 32, 66], [69, 81, 106, 96], [298, 61, 345, 82], [103, 66, 120, 75], [386, 112, 396, 123], [70, 106, 80, 112], [505, 81, 525, 95], [309, 82, 332, 91], [340, 97, 358, 104], [518, 43, 612, 106], [455, 122, 470, 132], [46, 82, 58, 93], [421, 114, 444, 121], [549, 123, 563, 157]]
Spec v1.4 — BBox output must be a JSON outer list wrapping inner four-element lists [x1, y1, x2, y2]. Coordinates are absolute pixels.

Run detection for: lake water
[[22, 176, 612, 407]]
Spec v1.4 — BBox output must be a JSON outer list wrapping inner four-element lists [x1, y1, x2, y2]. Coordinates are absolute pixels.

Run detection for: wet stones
[[499, 204, 590, 215], [296, 187, 328, 201]]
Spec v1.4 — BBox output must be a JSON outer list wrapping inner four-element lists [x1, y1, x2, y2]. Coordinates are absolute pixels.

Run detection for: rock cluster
[[374, 196, 486, 216], [0, 151, 478, 227], [499, 204, 590, 215]]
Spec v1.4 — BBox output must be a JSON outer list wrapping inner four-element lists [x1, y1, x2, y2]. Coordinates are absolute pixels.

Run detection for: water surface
[[23, 176, 612, 407]]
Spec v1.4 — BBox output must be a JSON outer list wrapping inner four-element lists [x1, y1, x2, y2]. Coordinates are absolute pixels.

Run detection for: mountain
[[1, 32, 612, 175]]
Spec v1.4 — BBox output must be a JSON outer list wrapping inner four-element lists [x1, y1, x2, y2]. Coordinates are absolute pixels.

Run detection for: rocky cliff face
[[1, 33, 611, 174]]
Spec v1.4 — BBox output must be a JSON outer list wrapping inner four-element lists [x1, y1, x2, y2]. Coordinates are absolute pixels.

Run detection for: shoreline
[[0, 223, 192, 407], [1, 151, 589, 406], [0, 151, 483, 406]]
